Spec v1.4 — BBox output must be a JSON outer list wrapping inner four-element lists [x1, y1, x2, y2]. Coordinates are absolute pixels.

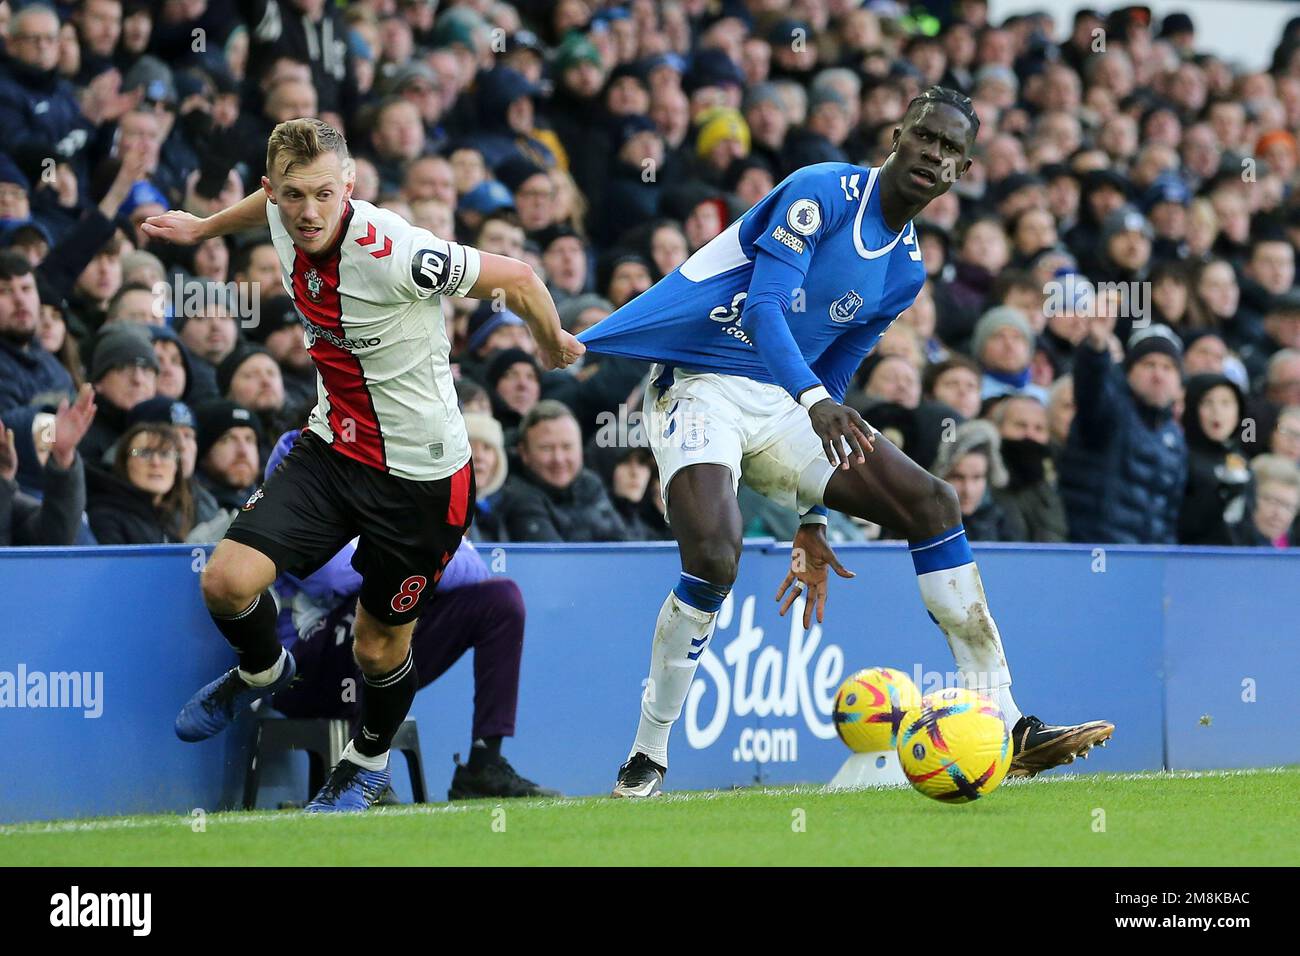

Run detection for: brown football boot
[[1008, 715, 1115, 778]]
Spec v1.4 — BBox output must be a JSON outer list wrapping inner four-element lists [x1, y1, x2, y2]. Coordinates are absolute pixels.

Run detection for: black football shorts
[[225, 429, 475, 625]]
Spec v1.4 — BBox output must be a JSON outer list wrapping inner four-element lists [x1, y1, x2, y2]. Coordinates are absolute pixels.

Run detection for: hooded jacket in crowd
[[1178, 373, 1251, 544]]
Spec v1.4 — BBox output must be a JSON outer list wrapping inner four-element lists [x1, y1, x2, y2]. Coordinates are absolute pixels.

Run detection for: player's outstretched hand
[[776, 523, 855, 629], [140, 210, 209, 245], [808, 399, 875, 470], [539, 329, 586, 371]]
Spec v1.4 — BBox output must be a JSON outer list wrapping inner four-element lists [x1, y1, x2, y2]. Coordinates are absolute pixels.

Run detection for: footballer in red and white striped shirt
[[147, 118, 583, 811]]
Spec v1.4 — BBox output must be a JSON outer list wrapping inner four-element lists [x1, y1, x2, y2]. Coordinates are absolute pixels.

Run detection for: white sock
[[238, 647, 286, 687], [916, 562, 1022, 728], [341, 740, 388, 771], [629, 591, 718, 769]]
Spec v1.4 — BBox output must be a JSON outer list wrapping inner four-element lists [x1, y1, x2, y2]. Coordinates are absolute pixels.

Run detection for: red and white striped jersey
[[265, 197, 481, 481]]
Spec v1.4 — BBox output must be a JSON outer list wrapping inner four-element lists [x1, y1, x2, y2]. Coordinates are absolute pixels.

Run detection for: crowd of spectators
[[2, 0, 1300, 550]]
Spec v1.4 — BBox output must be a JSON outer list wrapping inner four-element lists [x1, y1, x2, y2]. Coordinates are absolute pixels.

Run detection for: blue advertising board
[[0, 541, 1296, 822]]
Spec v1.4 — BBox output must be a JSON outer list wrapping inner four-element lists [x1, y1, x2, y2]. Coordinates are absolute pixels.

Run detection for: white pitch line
[[0, 767, 1292, 837], [1002, 766, 1293, 786]]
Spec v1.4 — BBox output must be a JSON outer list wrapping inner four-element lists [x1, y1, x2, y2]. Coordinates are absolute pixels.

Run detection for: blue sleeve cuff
[[800, 504, 829, 526]]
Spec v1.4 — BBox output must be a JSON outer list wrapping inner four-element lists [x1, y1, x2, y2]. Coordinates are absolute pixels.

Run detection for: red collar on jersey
[[299, 200, 356, 263]]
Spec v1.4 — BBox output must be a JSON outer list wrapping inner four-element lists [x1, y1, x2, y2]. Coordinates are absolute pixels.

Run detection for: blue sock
[[908, 525, 973, 575], [672, 572, 730, 613]]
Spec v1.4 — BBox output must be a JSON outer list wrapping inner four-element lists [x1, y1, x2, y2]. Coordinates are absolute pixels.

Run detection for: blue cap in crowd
[[1102, 204, 1155, 242], [643, 52, 686, 77], [458, 180, 515, 216], [1142, 175, 1192, 212], [119, 180, 170, 219], [0, 154, 29, 192], [685, 49, 746, 93], [475, 66, 539, 116], [0, 219, 52, 247], [126, 396, 195, 431], [466, 301, 526, 354], [615, 113, 659, 151]]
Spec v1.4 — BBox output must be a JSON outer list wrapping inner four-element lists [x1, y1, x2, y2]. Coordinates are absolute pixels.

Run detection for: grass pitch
[[2, 768, 1295, 867]]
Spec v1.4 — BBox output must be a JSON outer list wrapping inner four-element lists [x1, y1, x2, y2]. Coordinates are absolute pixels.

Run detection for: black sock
[[355, 649, 417, 758], [467, 735, 503, 771], [209, 590, 282, 674]]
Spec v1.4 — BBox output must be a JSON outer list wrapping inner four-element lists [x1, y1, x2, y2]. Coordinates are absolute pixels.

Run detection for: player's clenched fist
[[1084, 307, 1118, 350], [538, 329, 586, 371], [807, 398, 876, 469]]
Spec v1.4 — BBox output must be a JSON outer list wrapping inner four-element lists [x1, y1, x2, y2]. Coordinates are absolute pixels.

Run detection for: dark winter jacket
[[543, 84, 612, 215], [993, 482, 1067, 543], [85, 467, 181, 544], [961, 491, 1026, 542], [850, 398, 959, 471], [993, 440, 1068, 542], [542, 355, 650, 440], [196, 471, 257, 512], [494, 466, 630, 542], [238, 0, 356, 118], [78, 396, 131, 470], [583, 436, 671, 542], [934, 260, 996, 351], [0, 335, 73, 413], [34, 206, 121, 311], [0, 452, 85, 546], [1058, 343, 1187, 543], [780, 127, 848, 172], [0, 55, 95, 179], [594, 161, 662, 247], [1178, 373, 1251, 544]]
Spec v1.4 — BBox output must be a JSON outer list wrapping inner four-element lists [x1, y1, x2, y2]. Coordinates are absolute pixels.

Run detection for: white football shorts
[[642, 366, 837, 515]]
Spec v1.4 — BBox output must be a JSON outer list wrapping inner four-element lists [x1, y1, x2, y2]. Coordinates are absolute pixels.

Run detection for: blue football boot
[[303, 758, 393, 813], [175, 653, 296, 742]]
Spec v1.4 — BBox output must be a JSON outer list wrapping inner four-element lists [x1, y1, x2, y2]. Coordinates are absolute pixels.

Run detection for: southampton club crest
[[830, 290, 864, 323], [305, 268, 322, 302]]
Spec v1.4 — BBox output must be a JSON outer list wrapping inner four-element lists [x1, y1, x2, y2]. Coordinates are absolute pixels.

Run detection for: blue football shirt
[[577, 161, 926, 403]]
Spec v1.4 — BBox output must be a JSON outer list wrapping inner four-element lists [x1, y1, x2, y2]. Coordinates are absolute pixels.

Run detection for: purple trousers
[[272, 578, 525, 740]]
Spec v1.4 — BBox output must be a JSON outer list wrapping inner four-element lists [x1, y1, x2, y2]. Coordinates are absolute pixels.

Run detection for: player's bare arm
[[140, 190, 270, 244], [467, 253, 584, 371]]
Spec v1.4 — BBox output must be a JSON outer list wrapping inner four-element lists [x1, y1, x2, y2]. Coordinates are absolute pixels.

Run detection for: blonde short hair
[[266, 118, 351, 180], [1251, 453, 1300, 490]]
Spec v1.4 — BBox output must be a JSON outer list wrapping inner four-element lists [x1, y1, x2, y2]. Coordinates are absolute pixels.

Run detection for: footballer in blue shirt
[[579, 87, 1114, 798]]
